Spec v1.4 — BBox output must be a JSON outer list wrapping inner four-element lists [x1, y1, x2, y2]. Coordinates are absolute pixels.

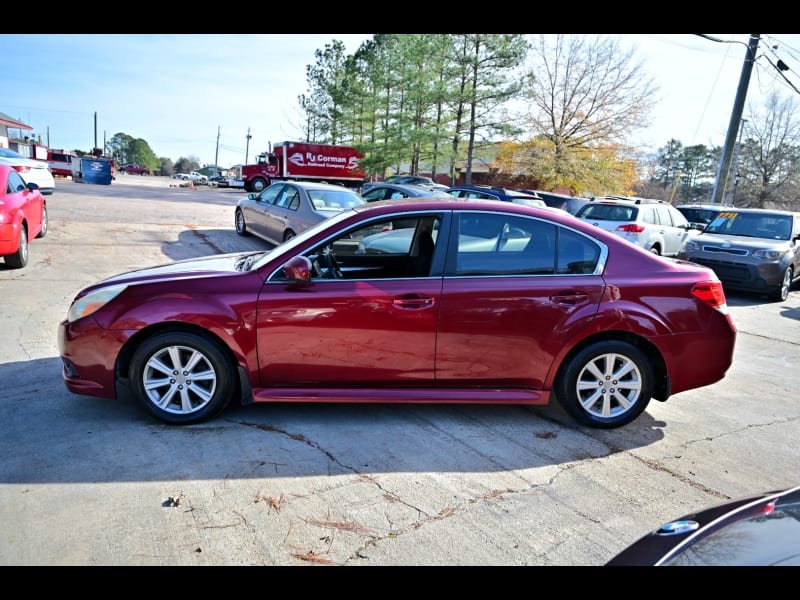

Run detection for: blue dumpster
[[80, 158, 113, 185]]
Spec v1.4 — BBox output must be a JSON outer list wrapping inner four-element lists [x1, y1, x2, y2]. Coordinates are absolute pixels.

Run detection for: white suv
[[574, 196, 693, 257]]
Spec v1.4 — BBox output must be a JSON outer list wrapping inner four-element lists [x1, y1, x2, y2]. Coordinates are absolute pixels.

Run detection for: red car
[[0, 163, 48, 268], [119, 164, 151, 175], [58, 197, 737, 428]]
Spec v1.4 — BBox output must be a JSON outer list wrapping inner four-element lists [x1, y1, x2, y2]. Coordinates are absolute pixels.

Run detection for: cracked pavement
[[1, 177, 799, 565]]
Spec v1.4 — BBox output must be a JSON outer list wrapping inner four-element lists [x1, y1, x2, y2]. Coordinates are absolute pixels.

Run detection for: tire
[[36, 204, 48, 239], [283, 230, 296, 243], [251, 178, 267, 193], [129, 331, 236, 425], [4, 223, 28, 268], [769, 266, 793, 302], [554, 340, 653, 429], [235, 209, 249, 236], [649, 245, 661, 255]]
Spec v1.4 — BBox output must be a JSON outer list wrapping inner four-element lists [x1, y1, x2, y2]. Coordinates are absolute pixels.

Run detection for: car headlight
[[683, 240, 700, 252], [68, 284, 128, 322], [752, 249, 783, 261]]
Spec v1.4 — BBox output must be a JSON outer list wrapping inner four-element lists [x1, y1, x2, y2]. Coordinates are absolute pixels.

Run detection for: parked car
[[606, 484, 800, 566], [675, 203, 734, 231], [361, 183, 451, 202], [0, 147, 55, 195], [119, 164, 151, 175], [364, 175, 449, 192], [58, 197, 736, 428], [181, 171, 208, 183], [235, 180, 365, 245], [522, 190, 589, 215], [574, 196, 693, 257], [677, 207, 800, 302], [46, 149, 78, 178], [447, 184, 547, 207], [0, 164, 48, 268]]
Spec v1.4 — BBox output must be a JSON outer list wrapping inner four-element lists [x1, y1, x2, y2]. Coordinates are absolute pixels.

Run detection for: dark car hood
[[100, 251, 263, 286], [692, 233, 791, 249]]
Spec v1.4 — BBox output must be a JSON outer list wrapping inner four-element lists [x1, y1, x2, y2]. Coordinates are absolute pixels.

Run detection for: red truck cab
[[239, 141, 364, 193], [120, 164, 151, 175]]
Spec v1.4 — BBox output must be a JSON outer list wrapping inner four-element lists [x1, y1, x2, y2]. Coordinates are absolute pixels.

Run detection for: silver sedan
[[235, 180, 365, 246]]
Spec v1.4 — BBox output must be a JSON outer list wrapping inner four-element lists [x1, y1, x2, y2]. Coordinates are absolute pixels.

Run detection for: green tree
[[174, 156, 200, 173], [452, 34, 529, 185], [107, 132, 158, 172]]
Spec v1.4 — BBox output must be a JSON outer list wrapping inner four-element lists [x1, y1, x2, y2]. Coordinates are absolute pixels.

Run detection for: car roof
[[675, 203, 732, 209], [588, 195, 667, 205], [350, 195, 582, 219], [364, 183, 451, 195], [447, 185, 543, 200], [0, 147, 27, 159], [279, 180, 359, 191]]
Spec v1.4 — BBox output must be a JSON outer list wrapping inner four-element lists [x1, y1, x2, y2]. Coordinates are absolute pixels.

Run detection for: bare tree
[[737, 91, 800, 209], [516, 35, 659, 193]]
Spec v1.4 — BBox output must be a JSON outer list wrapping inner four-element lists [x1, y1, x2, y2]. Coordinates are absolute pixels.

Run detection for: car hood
[[98, 251, 264, 286], [690, 233, 791, 249]]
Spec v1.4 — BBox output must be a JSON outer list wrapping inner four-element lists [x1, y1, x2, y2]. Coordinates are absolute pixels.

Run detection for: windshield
[[249, 209, 357, 270], [308, 189, 364, 210], [705, 212, 793, 240]]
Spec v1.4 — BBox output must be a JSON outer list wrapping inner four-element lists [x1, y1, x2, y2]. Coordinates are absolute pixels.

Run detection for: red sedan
[[0, 163, 48, 268], [58, 197, 737, 428]]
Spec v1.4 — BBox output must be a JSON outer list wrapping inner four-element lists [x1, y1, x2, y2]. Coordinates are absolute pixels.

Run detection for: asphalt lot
[[1, 175, 799, 566]]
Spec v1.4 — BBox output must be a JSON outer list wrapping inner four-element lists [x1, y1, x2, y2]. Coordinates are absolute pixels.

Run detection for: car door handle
[[550, 291, 590, 306], [392, 295, 435, 309]]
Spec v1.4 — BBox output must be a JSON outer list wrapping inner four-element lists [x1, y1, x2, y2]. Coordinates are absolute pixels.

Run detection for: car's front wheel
[[129, 331, 236, 425], [770, 266, 793, 302], [554, 340, 653, 429]]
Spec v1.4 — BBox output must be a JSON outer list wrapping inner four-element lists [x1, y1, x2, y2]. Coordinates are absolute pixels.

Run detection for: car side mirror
[[282, 256, 312, 282]]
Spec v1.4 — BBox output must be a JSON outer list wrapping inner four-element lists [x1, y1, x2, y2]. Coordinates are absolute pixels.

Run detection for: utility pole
[[727, 118, 747, 204], [245, 128, 252, 165], [214, 126, 220, 176], [711, 34, 760, 204]]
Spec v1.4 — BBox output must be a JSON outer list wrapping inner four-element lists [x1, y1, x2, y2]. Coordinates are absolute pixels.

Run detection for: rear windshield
[[578, 204, 637, 221], [679, 208, 719, 225]]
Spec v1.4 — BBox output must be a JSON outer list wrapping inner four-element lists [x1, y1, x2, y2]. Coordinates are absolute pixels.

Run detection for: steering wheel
[[323, 249, 343, 279]]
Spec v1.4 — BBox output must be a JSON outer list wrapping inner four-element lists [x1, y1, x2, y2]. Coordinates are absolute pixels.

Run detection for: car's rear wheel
[[770, 266, 793, 302], [283, 230, 296, 243], [129, 331, 236, 425], [4, 223, 28, 268], [555, 340, 653, 429], [235, 209, 249, 236]]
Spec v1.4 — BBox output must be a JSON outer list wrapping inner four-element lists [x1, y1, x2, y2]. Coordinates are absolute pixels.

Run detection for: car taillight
[[691, 281, 727, 308], [12, 165, 31, 174], [617, 223, 645, 233]]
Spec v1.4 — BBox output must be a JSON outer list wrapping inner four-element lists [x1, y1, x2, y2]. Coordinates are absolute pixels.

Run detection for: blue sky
[[2, 34, 799, 167]]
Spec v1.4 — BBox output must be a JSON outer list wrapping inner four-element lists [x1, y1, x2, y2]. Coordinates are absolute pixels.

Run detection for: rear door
[[436, 212, 606, 389], [657, 205, 691, 256]]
